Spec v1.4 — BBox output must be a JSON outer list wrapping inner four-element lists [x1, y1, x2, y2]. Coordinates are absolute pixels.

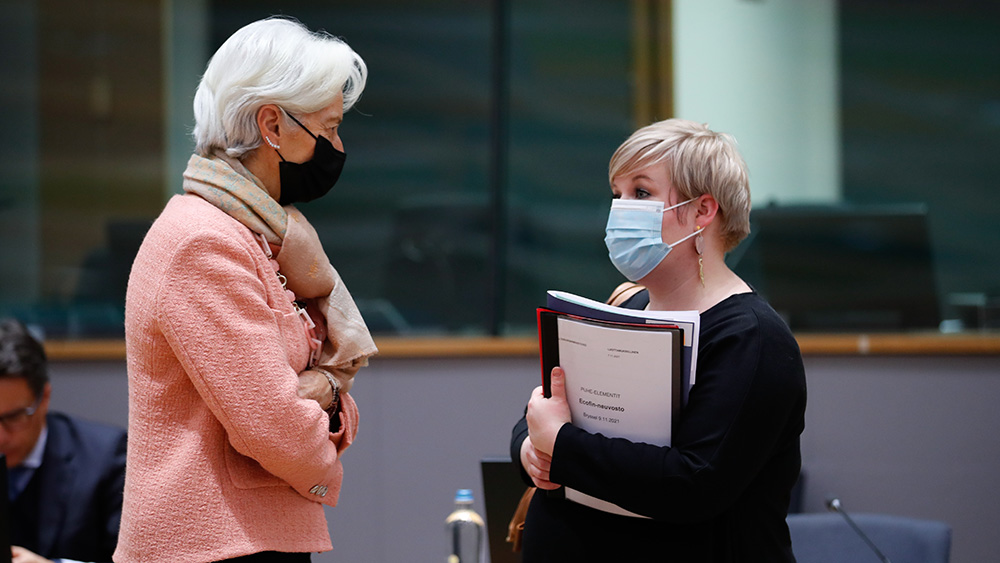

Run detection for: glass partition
[[2, 0, 998, 340], [838, 0, 1000, 331]]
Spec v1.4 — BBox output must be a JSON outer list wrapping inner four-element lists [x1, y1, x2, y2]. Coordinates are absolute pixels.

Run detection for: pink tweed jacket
[[115, 194, 359, 563]]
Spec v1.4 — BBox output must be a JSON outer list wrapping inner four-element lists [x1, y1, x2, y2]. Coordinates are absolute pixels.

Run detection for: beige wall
[[673, 0, 840, 205], [50, 352, 1000, 562]]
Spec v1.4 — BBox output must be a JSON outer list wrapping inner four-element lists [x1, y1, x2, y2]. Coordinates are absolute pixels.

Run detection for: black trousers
[[217, 552, 312, 563]]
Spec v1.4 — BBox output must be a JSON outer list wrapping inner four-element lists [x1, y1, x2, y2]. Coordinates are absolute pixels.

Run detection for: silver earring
[[265, 137, 280, 149]]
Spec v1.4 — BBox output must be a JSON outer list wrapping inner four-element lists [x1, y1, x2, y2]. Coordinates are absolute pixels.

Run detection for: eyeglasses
[[0, 397, 42, 432]]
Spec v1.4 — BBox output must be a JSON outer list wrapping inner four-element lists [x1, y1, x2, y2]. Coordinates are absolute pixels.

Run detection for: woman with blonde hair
[[117, 17, 376, 563], [511, 119, 806, 561]]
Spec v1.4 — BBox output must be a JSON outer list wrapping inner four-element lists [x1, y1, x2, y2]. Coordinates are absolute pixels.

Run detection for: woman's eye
[[636, 189, 651, 199]]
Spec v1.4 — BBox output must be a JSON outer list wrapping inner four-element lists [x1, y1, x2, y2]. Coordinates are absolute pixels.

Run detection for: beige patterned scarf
[[182, 152, 377, 391]]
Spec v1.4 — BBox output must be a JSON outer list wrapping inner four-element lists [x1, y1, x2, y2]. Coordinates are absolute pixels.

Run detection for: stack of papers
[[538, 290, 701, 517]]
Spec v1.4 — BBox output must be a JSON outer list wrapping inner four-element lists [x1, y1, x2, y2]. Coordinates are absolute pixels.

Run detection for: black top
[[511, 291, 806, 562]]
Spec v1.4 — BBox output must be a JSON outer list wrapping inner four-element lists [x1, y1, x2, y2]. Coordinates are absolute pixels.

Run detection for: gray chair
[[787, 513, 951, 563]]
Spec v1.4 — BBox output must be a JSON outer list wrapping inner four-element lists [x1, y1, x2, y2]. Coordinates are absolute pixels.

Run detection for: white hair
[[193, 17, 367, 158]]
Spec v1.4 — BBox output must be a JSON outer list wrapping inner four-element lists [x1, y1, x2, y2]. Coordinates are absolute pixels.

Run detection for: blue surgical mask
[[604, 197, 699, 281]]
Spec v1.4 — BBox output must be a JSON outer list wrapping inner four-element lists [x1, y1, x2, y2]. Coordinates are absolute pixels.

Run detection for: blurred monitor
[[728, 203, 940, 331]]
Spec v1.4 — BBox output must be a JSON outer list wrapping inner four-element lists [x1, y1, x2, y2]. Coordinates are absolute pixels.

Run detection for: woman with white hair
[[116, 17, 376, 563], [511, 119, 807, 561]]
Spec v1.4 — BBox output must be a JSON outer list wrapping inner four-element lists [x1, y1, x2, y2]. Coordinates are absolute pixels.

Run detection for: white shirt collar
[[19, 424, 48, 470]]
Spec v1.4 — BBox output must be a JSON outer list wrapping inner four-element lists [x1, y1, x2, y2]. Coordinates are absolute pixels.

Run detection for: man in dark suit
[[1, 319, 126, 563]]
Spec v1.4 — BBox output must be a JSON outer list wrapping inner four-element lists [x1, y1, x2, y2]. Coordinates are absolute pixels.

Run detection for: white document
[[547, 289, 700, 392], [553, 315, 678, 517]]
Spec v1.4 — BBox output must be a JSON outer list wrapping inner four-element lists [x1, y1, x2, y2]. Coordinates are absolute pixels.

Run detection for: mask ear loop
[[268, 137, 286, 162], [660, 197, 697, 213], [284, 111, 319, 140], [662, 196, 704, 287], [267, 109, 317, 162]]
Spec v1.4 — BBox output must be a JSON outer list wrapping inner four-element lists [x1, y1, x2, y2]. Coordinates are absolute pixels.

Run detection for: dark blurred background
[[2, 0, 998, 338]]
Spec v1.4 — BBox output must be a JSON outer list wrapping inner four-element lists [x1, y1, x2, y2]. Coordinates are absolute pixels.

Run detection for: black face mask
[[275, 112, 346, 206]]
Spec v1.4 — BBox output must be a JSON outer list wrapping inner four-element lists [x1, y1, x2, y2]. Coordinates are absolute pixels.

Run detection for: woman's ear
[[694, 194, 720, 230], [256, 104, 283, 147]]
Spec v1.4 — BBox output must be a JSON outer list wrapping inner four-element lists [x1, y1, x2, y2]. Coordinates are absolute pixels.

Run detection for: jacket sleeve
[[332, 391, 359, 453], [155, 226, 349, 506], [548, 316, 805, 522]]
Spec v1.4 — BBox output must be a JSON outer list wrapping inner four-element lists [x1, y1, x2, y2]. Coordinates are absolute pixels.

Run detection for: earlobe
[[256, 104, 283, 146], [695, 195, 720, 229]]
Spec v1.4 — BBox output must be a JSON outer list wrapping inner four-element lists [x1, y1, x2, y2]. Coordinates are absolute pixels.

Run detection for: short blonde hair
[[193, 17, 367, 158], [608, 119, 751, 251]]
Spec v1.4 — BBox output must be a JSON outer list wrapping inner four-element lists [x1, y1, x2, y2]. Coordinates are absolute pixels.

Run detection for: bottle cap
[[455, 488, 474, 503]]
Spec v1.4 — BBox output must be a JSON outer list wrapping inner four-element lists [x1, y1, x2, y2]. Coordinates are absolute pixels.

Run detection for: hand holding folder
[[526, 366, 572, 457], [533, 291, 700, 517], [536, 308, 682, 448]]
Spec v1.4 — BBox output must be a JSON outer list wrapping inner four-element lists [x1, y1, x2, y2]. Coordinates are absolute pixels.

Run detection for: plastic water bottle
[[445, 488, 484, 563]]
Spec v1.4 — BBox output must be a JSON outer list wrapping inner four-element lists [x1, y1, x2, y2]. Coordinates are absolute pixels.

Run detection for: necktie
[[7, 465, 34, 500]]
